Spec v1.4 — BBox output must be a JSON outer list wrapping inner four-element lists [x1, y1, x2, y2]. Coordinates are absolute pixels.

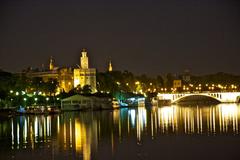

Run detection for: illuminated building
[[173, 80, 182, 88], [74, 49, 97, 93], [24, 57, 74, 93], [25, 57, 59, 83], [24, 49, 97, 93], [58, 68, 74, 92]]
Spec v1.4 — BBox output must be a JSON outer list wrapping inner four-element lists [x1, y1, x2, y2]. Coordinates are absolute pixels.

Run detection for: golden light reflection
[[157, 106, 177, 133], [136, 107, 147, 141], [113, 110, 119, 125], [75, 120, 91, 160], [6, 104, 240, 157], [218, 104, 239, 133], [75, 120, 83, 152]]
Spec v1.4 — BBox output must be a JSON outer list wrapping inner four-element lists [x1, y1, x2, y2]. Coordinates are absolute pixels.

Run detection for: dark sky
[[0, 0, 240, 76]]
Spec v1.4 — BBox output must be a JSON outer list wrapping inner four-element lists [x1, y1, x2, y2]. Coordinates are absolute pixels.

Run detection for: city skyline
[[1, 0, 240, 75]]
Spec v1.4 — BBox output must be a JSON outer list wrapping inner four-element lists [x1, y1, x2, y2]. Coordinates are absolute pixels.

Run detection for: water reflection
[[1, 103, 240, 159]]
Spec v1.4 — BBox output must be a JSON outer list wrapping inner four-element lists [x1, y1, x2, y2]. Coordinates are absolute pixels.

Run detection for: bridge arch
[[172, 94, 222, 104]]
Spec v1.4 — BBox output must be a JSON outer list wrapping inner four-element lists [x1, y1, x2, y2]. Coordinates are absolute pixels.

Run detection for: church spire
[[49, 56, 54, 70], [108, 60, 113, 72]]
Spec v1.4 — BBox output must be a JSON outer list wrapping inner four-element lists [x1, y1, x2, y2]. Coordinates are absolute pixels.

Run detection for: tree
[[82, 85, 92, 95]]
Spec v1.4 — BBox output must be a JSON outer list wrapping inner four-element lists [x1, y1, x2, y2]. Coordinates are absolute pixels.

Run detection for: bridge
[[157, 92, 240, 104]]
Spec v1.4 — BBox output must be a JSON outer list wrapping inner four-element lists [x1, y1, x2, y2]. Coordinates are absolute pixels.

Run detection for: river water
[[1, 103, 240, 160]]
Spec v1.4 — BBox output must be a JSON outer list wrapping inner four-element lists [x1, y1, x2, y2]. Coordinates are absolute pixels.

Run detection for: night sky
[[0, 0, 240, 75]]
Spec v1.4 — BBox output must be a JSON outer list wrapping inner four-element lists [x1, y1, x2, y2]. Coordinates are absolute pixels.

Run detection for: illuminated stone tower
[[108, 60, 112, 72], [80, 49, 89, 69], [49, 56, 54, 70], [74, 49, 97, 93]]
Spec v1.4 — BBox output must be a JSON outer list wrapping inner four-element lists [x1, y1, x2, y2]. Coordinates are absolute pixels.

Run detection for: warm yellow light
[[135, 81, 140, 85], [74, 79, 80, 88], [220, 104, 237, 119]]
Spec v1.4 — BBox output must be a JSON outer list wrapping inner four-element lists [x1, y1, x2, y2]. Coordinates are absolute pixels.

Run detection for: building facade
[[25, 49, 96, 93], [74, 49, 97, 93]]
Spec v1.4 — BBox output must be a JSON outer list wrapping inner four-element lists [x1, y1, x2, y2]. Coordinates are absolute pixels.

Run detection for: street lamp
[[34, 98, 38, 105], [46, 97, 49, 105]]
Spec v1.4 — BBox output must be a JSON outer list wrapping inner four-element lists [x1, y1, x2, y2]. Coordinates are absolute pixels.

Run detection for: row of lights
[[10, 90, 60, 102]]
